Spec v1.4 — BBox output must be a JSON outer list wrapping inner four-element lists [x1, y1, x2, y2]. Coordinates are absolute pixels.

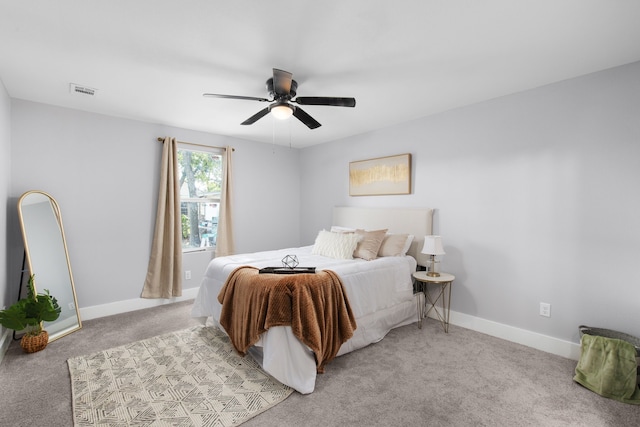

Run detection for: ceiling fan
[[203, 68, 356, 129]]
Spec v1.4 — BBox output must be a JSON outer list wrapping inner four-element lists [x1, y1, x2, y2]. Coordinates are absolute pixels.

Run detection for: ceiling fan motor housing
[[267, 78, 297, 99]]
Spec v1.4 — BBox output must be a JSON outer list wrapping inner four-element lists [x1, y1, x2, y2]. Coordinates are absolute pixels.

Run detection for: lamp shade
[[421, 235, 445, 255]]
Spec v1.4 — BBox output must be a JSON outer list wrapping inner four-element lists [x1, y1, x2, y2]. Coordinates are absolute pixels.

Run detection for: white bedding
[[191, 245, 418, 394]]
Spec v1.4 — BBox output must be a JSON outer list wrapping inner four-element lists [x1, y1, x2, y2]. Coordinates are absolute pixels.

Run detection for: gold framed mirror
[[17, 190, 81, 341]]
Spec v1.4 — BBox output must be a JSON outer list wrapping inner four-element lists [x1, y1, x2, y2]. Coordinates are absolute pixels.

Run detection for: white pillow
[[330, 225, 356, 233], [378, 233, 414, 257], [312, 230, 361, 259], [402, 234, 415, 255]]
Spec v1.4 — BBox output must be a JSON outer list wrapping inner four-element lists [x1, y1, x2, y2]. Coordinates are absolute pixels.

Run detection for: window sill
[[183, 247, 215, 254]]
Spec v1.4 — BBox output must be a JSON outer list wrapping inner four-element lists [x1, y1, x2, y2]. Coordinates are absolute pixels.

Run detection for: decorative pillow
[[378, 233, 414, 257], [401, 234, 415, 255], [311, 230, 361, 259], [353, 229, 388, 260], [330, 225, 356, 233]]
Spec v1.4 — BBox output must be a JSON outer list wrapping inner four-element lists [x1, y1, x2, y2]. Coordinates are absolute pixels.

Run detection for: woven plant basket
[[20, 330, 49, 353]]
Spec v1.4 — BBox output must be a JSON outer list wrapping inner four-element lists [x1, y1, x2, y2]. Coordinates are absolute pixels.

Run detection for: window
[[178, 144, 224, 252]]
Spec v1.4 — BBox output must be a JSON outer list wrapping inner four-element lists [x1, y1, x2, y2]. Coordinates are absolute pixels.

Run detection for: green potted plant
[[0, 275, 61, 353]]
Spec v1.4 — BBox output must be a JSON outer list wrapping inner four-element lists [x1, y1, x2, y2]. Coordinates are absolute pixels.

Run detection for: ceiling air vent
[[69, 83, 97, 97]]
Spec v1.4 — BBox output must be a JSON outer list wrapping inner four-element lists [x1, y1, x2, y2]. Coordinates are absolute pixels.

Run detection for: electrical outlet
[[539, 302, 551, 317], [68, 302, 75, 311], [185, 270, 192, 280]]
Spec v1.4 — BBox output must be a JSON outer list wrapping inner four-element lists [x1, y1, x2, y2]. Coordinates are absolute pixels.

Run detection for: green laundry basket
[[579, 325, 640, 382], [579, 325, 640, 356]]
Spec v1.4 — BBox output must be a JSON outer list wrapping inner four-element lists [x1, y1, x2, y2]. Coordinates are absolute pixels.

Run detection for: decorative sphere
[[282, 254, 299, 269]]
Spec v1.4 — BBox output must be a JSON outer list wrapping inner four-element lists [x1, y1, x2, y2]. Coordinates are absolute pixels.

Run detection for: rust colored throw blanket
[[217, 266, 357, 373]]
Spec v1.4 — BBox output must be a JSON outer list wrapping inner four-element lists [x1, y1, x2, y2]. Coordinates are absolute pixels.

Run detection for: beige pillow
[[353, 229, 388, 260], [378, 234, 413, 257]]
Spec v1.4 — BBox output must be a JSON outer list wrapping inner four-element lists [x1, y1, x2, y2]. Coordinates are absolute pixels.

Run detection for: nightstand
[[413, 271, 455, 332]]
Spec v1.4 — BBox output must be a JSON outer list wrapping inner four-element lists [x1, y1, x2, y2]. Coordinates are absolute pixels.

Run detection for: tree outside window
[[178, 146, 223, 252]]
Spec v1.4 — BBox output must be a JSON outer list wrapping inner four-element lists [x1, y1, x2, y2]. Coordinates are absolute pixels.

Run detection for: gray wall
[[300, 61, 640, 343], [4, 61, 640, 350], [1, 80, 10, 311], [9, 101, 301, 309]]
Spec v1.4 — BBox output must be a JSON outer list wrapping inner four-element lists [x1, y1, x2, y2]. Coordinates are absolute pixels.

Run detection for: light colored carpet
[[2, 300, 639, 426], [68, 326, 293, 426]]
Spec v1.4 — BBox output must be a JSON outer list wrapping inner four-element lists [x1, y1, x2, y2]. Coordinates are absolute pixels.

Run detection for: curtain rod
[[156, 137, 234, 151]]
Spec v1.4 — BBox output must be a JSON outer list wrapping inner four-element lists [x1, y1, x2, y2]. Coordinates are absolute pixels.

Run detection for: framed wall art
[[349, 153, 411, 196]]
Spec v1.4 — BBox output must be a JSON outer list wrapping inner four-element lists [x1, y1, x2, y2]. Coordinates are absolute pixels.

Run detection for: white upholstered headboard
[[332, 206, 434, 266]]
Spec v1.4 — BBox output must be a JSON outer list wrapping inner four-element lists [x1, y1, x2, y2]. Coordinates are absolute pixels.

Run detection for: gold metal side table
[[413, 271, 455, 332]]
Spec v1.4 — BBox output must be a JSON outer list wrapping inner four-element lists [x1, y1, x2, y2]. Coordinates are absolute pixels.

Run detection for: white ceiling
[[2, 1, 640, 148]]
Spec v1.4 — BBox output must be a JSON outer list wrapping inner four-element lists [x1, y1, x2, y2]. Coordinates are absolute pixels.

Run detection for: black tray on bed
[[258, 267, 316, 274]]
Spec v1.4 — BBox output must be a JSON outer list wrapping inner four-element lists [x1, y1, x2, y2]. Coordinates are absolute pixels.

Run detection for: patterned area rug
[[68, 326, 293, 426]]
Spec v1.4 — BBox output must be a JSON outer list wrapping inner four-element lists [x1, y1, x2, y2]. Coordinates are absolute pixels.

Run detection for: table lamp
[[421, 235, 445, 277]]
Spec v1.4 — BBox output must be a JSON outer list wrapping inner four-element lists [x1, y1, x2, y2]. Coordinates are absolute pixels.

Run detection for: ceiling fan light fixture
[[270, 103, 294, 120]]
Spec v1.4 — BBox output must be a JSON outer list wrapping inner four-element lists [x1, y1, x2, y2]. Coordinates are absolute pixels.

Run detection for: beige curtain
[[141, 137, 183, 298], [215, 146, 235, 257]]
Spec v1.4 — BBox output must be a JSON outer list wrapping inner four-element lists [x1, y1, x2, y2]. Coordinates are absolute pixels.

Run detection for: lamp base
[[427, 257, 441, 277]]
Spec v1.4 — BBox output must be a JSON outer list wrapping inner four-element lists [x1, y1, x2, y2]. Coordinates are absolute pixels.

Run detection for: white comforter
[[191, 246, 418, 393]]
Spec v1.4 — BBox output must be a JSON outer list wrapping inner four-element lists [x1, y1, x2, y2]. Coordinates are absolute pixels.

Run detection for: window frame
[[177, 143, 225, 254]]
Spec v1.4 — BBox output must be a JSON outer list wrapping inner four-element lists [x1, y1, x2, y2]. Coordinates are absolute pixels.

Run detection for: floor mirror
[[18, 190, 82, 341]]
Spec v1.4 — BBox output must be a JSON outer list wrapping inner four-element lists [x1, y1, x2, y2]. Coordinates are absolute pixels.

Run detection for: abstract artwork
[[349, 153, 411, 196]]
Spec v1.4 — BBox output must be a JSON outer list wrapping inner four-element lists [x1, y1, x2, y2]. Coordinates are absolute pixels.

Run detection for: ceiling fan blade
[[292, 106, 321, 129], [241, 107, 270, 125], [203, 93, 270, 102], [294, 96, 356, 107], [272, 68, 293, 96]]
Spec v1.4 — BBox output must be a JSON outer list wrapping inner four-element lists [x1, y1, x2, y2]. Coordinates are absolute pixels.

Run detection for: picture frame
[[349, 153, 412, 196]]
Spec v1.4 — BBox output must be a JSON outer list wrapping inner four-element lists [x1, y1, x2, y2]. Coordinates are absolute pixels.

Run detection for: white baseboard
[[2, 289, 580, 366], [434, 309, 581, 361], [79, 287, 200, 321], [79, 290, 581, 361]]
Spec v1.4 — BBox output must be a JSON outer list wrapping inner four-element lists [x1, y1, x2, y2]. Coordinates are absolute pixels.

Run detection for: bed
[[191, 206, 434, 394]]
